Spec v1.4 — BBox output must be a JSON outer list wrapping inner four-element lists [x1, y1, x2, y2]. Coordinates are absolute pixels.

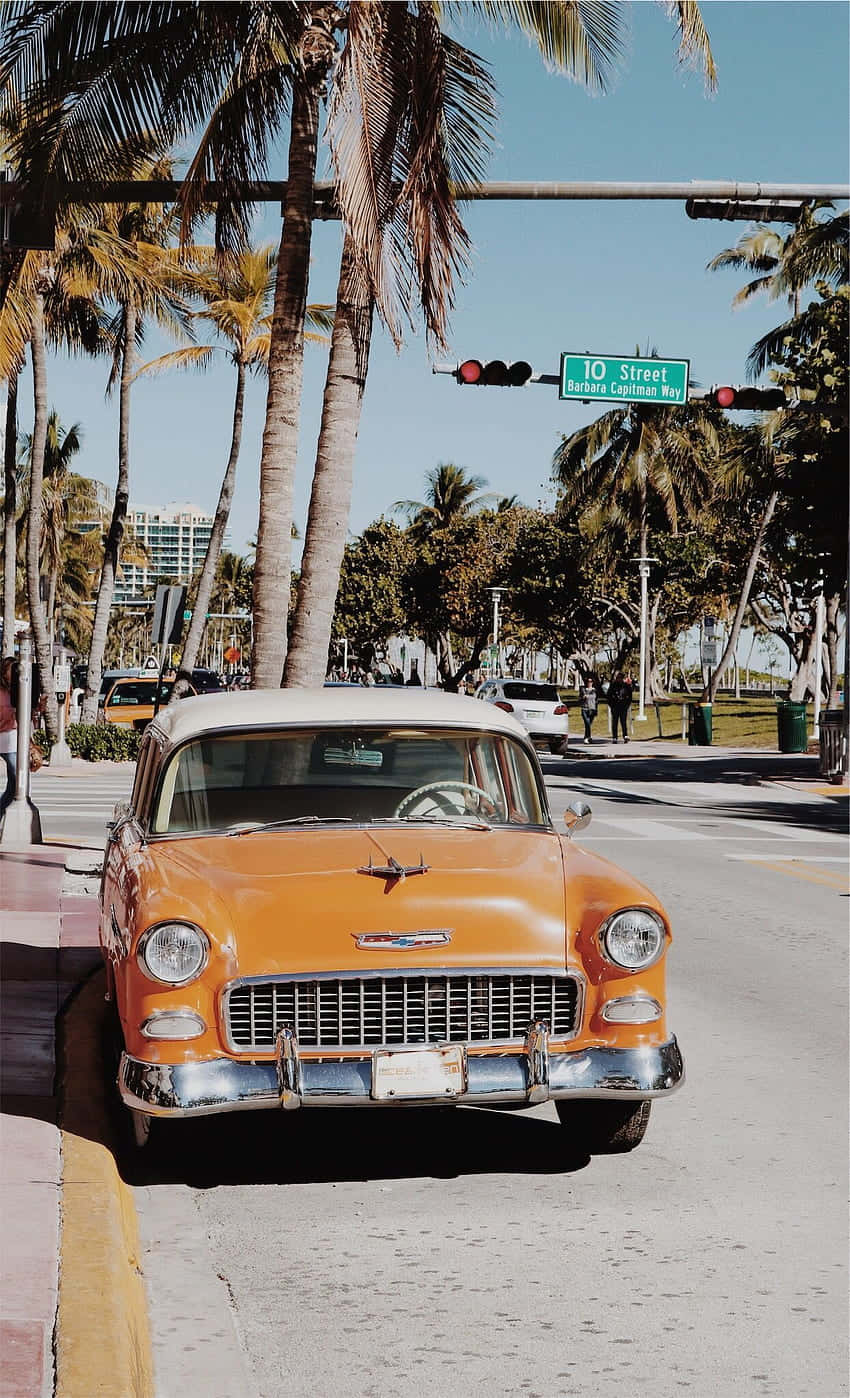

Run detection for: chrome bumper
[[119, 1028, 684, 1120]]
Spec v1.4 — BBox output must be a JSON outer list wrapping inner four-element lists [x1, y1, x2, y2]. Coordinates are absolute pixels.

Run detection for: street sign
[[53, 664, 71, 694], [151, 584, 187, 647], [559, 353, 689, 405], [701, 616, 720, 667]]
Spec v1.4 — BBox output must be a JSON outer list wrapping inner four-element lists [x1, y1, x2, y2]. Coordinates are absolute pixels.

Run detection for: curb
[[55, 973, 154, 1398]]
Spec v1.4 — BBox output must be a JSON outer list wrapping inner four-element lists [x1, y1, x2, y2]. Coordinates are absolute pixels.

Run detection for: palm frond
[[132, 345, 217, 381], [662, 1, 717, 92]]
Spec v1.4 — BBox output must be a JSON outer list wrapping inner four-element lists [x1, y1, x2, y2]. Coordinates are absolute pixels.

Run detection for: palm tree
[[393, 463, 493, 541], [17, 408, 83, 647], [553, 393, 722, 698], [1, 1, 716, 690], [72, 167, 199, 722], [133, 243, 332, 697]]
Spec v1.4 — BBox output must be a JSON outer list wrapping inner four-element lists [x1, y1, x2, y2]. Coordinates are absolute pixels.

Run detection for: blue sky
[[15, 0, 850, 558]]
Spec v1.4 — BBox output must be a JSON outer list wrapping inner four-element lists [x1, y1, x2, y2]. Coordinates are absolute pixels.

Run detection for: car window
[[502, 682, 561, 702], [151, 726, 549, 835], [107, 680, 174, 706]]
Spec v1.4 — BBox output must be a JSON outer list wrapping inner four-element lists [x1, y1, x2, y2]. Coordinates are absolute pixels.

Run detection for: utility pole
[[633, 558, 657, 723]]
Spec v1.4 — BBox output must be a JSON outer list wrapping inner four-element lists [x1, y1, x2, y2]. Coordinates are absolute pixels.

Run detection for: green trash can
[[776, 700, 808, 753], [688, 702, 712, 746]]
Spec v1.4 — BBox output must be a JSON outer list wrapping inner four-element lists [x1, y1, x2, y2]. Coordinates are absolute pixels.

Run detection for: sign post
[[0, 636, 43, 846], [559, 353, 689, 406], [50, 653, 73, 768]]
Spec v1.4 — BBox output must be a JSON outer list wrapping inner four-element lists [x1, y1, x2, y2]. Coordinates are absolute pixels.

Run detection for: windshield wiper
[[226, 816, 353, 837], [382, 815, 492, 830]]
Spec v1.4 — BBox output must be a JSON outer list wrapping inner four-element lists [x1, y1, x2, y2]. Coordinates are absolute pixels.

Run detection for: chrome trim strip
[[525, 1020, 550, 1104], [118, 1037, 684, 1118], [220, 968, 586, 1055]]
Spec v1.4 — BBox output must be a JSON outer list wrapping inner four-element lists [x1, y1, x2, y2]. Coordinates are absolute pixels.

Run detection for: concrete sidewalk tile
[[0, 1184, 59, 1319], [0, 913, 60, 946], [0, 1319, 50, 1398], [0, 1113, 60, 1185]]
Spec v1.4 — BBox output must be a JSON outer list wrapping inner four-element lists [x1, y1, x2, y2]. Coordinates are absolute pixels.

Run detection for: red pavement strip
[[1, 842, 134, 1398]]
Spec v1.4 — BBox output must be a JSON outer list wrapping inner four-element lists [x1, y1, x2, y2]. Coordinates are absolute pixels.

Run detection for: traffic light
[[707, 384, 786, 411], [456, 359, 534, 386], [0, 170, 57, 251], [685, 197, 806, 224]]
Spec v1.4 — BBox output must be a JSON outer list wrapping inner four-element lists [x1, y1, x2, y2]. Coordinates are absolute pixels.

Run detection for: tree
[[394, 462, 493, 541], [133, 242, 332, 698], [553, 394, 722, 698], [332, 518, 414, 673], [17, 408, 82, 647]]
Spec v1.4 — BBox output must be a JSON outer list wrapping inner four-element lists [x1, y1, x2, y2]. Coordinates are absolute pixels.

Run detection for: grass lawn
[[566, 695, 816, 749]]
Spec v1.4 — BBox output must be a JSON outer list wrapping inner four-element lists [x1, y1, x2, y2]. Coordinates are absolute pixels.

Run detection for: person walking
[[608, 670, 634, 743], [580, 677, 599, 743], [0, 657, 18, 821]]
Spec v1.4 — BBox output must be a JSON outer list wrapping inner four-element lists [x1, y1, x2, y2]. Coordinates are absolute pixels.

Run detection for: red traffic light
[[709, 384, 786, 411], [456, 359, 534, 387]]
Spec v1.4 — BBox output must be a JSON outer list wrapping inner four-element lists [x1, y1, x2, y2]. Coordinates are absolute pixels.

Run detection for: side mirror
[[563, 800, 592, 837]]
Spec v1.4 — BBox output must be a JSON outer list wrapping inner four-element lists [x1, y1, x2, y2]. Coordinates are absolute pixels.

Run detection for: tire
[[555, 1099, 651, 1154], [548, 738, 569, 756], [101, 999, 161, 1153]]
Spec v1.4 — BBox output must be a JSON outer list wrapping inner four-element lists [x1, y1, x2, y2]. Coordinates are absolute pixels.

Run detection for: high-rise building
[[114, 502, 221, 601]]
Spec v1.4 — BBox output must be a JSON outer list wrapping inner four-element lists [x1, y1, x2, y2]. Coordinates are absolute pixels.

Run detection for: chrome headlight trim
[[598, 907, 666, 971], [140, 1009, 207, 1040], [601, 995, 663, 1024], [137, 920, 210, 987]]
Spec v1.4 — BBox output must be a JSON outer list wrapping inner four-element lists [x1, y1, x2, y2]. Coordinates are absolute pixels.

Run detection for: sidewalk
[[0, 842, 102, 1398]]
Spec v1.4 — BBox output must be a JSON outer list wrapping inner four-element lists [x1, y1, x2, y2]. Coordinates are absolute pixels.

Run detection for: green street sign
[[559, 353, 689, 405]]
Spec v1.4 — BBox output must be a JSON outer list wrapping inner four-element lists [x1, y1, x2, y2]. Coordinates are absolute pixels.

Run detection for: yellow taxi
[[99, 675, 195, 731]]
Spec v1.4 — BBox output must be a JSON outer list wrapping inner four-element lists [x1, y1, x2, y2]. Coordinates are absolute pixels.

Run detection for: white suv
[[475, 678, 569, 755]]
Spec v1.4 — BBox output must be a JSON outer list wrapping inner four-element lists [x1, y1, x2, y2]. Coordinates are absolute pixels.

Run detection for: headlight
[[137, 921, 209, 986], [600, 909, 665, 970]]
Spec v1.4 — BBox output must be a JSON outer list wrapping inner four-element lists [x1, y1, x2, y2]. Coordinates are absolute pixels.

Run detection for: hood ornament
[[353, 930, 452, 950], [357, 854, 429, 881]]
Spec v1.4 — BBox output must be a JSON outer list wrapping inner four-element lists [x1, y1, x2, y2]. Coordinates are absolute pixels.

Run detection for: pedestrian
[[0, 657, 17, 820], [607, 670, 634, 743], [580, 677, 599, 743], [406, 661, 422, 686]]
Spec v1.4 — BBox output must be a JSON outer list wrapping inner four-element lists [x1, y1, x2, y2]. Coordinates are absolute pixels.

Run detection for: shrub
[[66, 723, 141, 762]]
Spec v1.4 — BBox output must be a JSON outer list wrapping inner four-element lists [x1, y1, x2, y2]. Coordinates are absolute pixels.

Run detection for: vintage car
[[101, 689, 683, 1153]]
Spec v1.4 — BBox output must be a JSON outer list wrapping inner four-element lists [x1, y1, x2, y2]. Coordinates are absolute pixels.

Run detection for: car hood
[[150, 826, 569, 974]]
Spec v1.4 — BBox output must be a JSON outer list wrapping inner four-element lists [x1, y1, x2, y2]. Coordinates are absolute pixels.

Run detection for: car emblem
[[357, 854, 429, 881], [353, 931, 452, 950]]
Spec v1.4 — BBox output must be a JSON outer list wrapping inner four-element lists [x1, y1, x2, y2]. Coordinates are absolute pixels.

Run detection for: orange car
[[101, 689, 683, 1153], [99, 675, 195, 731]]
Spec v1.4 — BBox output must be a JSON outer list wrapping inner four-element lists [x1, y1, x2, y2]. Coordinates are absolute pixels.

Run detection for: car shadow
[[120, 1102, 592, 1189]]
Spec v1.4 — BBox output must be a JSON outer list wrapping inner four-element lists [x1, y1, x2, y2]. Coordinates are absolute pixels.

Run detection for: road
[[36, 755, 849, 1398]]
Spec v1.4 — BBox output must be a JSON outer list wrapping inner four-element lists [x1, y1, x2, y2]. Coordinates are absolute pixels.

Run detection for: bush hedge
[[65, 723, 141, 762]]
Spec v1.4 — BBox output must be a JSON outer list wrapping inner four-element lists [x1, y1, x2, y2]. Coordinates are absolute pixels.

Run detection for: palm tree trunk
[[172, 362, 246, 698], [82, 299, 136, 723], [251, 70, 321, 689], [46, 564, 57, 653], [2, 361, 20, 658], [707, 491, 779, 702], [284, 235, 374, 687], [26, 294, 58, 740]]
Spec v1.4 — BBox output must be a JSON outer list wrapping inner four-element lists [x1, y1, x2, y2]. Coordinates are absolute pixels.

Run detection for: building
[[114, 502, 222, 602]]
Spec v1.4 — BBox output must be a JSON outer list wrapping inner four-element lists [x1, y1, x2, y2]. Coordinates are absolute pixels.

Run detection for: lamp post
[[0, 635, 42, 846], [812, 567, 825, 741], [488, 588, 507, 676], [633, 557, 657, 722]]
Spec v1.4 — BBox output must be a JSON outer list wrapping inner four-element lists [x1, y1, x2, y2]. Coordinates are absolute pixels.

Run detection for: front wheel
[[556, 1099, 651, 1154]]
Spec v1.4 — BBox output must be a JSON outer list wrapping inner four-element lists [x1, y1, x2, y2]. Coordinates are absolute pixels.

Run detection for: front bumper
[[119, 1029, 684, 1119]]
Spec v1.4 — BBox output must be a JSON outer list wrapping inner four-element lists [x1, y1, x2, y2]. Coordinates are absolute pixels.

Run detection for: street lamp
[[488, 588, 508, 675], [632, 557, 658, 722]]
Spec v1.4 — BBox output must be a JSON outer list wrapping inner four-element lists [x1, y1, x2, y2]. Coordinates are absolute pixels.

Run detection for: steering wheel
[[394, 780, 496, 821]]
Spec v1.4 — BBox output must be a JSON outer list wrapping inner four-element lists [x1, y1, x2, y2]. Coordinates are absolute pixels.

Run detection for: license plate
[[372, 1044, 466, 1100]]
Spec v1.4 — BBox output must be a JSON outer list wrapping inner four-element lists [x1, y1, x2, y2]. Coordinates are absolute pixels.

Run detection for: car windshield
[[502, 682, 561, 702], [108, 681, 172, 706], [151, 726, 548, 835]]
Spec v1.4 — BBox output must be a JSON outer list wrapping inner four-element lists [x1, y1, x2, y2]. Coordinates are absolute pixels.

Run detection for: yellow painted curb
[[56, 971, 154, 1398]]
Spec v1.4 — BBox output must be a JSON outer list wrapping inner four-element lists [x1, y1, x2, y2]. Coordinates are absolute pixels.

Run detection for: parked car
[[475, 678, 570, 755], [101, 688, 682, 1153], [99, 675, 195, 731], [190, 668, 226, 694]]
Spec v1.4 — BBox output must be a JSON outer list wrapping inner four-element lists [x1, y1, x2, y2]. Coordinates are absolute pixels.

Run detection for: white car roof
[[148, 686, 530, 749]]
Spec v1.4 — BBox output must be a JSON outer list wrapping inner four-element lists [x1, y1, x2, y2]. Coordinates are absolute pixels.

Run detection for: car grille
[[224, 973, 580, 1053]]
